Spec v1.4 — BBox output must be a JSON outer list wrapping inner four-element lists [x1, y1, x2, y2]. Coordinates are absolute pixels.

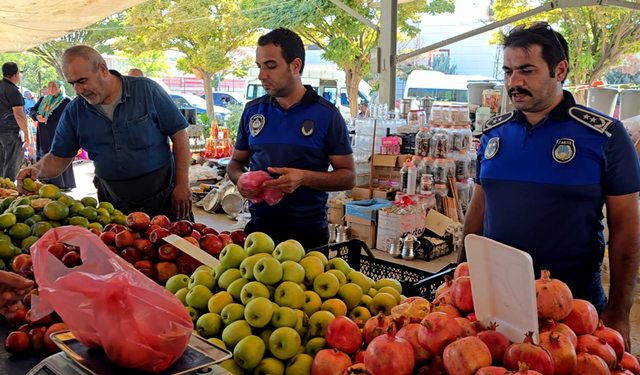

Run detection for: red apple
[[5, 331, 29, 353], [170, 220, 193, 237], [110, 224, 127, 233], [157, 244, 179, 262], [7, 309, 28, 326], [120, 247, 142, 264], [107, 246, 118, 255], [202, 227, 219, 236], [192, 223, 207, 233], [126, 212, 150, 231], [133, 238, 154, 259], [150, 215, 171, 229], [183, 237, 200, 248], [47, 243, 69, 260], [131, 232, 141, 241], [61, 251, 82, 268], [220, 231, 230, 235], [103, 223, 117, 232], [144, 224, 161, 239], [180, 263, 198, 276], [23, 289, 38, 308], [44, 323, 68, 353], [154, 262, 178, 285], [218, 234, 233, 247], [89, 228, 102, 236], [134, 260, 154, 270], [17, 324, 30, 333], [229, 230, 247, 247], [115, 230, 134, 248], [190, 230, 202, 241], [26, 311, 54, 327], [100, 231, 116, 246], [149, 228, 171, 247], [200, 234, 224, 257], [29, 326, 47, 350], [139, 268, 158, 281], [12, 254, 31, 273]]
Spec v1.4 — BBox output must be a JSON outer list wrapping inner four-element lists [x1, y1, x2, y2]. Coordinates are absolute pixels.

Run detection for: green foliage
[[0, 53, 59, 95], [604, 68, 640, 86], [224, 103, 244, 145], [431, 55, 457, 75], [116, 50, 170, 77]]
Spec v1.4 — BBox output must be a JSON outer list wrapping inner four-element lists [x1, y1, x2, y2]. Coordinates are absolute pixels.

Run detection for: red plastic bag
[[239, 170, 284, 206], [30, 227, 192, 373]]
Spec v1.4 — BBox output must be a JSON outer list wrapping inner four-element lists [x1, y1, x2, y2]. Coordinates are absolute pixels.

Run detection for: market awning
[[0, 0, 147, 53]]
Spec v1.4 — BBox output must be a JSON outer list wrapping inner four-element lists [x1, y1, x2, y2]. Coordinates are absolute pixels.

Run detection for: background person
[[22, 91, 36, 114], [128, 68, 144, 77], [0, 63, 29, 180]]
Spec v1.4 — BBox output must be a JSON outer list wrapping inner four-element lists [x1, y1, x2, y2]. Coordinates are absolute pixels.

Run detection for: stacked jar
[[431, 158, 447, 184], [420, 173, 434, 195], [469, 149, 477, 179], [456, 180, 470, 211], [451, 125, 463, 151], [415, 127, 431, 157], [455, 150, 471, 180], [430, 126, 450, 159], [461, 125, 473, 151]]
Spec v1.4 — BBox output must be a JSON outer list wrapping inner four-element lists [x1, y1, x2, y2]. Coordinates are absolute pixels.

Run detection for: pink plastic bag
[[30, 227, 192, 373], [239, 170, 284, 206]]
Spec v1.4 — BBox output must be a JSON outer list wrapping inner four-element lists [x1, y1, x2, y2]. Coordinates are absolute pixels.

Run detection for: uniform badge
[[301, 120, 315, 137], [249, 114, 265, 137], [485, 137, 500, 159], [553, 138, 576, 163]]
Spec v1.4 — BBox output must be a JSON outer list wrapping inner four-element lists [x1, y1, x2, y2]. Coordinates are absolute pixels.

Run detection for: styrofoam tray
[[465, 234, 539, 343]]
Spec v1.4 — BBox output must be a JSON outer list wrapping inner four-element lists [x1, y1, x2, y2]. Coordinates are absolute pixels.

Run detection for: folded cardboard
[[425, 209, 452, 237], [346, 214, 377, 249], [376, 210, 426, 252], [371, 154, 415, 168], [372, 166, 401, 188], [328, 201, 346, 225], [351, 185, 397, 201]]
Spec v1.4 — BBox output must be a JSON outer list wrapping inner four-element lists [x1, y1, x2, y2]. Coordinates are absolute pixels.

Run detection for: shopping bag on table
[[30, 226, 192, 373]]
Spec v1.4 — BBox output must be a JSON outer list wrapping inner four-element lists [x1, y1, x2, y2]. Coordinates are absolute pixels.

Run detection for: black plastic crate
[[308, 239, 457, 300], [416, 230, 454, 262]]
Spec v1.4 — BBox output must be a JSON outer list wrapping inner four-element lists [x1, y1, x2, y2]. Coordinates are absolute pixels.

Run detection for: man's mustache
[[508, 87, 532, 97]]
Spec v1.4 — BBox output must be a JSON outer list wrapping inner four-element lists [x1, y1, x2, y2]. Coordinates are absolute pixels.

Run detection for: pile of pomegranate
[[311, 263, 640, 375]]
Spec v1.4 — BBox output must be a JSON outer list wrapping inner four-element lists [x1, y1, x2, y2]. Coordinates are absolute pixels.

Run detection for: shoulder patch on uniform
[[568, 107, 614, 136], [483, 111, 515, 134]]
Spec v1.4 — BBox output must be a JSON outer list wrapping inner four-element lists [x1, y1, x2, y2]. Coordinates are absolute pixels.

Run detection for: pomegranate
[[450, 276, 474, 312], [505, 362, 543, 375], [538, 331, 576, 375], [391, 298, 432, 325], [574, 346, 611, 375], [576, 335, 617, 369], [313, 348, 352, 375], [476, 367, 509, 375], [364, 321, 414, 375], [612, 369, 635, 375], [539, 319, 578, 348], [503, 332, 554, 375], [397, 322, 432, 364], [473, 320, 487, 332], [363, 313, 392, 345], [593, 320, 624, 362], [431, 304, 461, 317], [535, 269, 573, 321], [418, 312, 464, 356], [402, 296, 427, 304], [442, 336, 492, 375], [620, 352, 640, 375], [455, 317, 478, 337], [561, 299, 598, 335], [417, 357, 445, 375], [435, 275, 453, 298], [342, 364, 370, 375], [467, 312, 478, 322], [352, 350, 365, 364], [454, 262, 469, 279], [434, 290, 455, 306], [325, 316, 363, 354], [476, 322, 511, 365]]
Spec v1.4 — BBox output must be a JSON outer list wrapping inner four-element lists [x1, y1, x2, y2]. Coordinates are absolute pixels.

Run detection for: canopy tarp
[[0, 0, 146, 52]]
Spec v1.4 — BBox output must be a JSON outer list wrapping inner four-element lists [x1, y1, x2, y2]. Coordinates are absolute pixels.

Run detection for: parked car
[[170, 93, 230, 121], [200, 91, 246, 108]]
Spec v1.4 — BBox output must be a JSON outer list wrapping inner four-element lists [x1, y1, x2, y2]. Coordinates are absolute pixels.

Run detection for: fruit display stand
[[0, 322, 52, 374]]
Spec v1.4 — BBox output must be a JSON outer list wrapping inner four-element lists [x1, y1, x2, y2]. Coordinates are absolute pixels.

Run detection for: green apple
[[299, 283, 307, 291], [259, 328, 273, 350], [271, 306, 298, 328], [304, 251, 328, 267], [338, 283, 363, 310], [273, 240, 304, 263], [220, 244, 247, 269], [207, 291, 233, 314], [274, 281, 305, 309], [195, 265, 213, 274], [348, 306, 372, 324], [401, 294, 407, 302], [272, 301, 280, 312], [305, 337, 327, 357], [186, 285, 213, 310], [245, 232, 275, 256], [244, 297, 273, 328], [346, 271, 370, 294], [299, 256, 324, 284], [368, 288, 378, 297], [302, 291, 322, 317], [174, 288, 189, 306], [359, 294, 372, 309], [222, 320, 253, 348], [378, 286, 402, 304], [312, 272, 340, 299], [233, 335, 265, 370], [188, 270, 216, 291], [297, 345, 306, 354], [326, 257, 351, 276], [374, 278, 402, 294], [207, 337, 226, 349], [221, 303, 245, 325], [369, 292, 397, 316], [218, 268, 242, 291], [254, 257, 283, 285], [326, 269, 346, 286], [196, 312, 222, 338], [185, 306, 199, 323], [165, 274, 190, 294], [253, 357, 285, 375], [286, 353, 314, 375], [219, 359, 244, 375], [269, 327, 302, 360], [267, 285, 276, 299], [281, 261, 305, 284], [366, 276, 375, 290], [240, 281, 270, 305], [293, 309, 309, 337], [212, 264, 227, 281], [308, 310, 335, 337], [239, 253, 272, 280], [321, 299, 347, 317], [226, 278, 249, 300]]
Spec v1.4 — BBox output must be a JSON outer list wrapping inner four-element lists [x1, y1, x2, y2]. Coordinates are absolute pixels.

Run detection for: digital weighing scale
[[26, 331, 233, 375]]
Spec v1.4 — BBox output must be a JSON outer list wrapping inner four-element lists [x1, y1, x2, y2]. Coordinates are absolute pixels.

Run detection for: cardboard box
[[371, 154, 415, 168], [376, 210, 427, 252], [346, 214, 377, 249], [351, 185, 397, 201], [372, 166, 401, 188], [328, 201, 345, 225]]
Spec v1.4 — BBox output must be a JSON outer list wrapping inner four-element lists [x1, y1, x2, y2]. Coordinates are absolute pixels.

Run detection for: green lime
[[24, 215, 43, 227], [60, 218, 70, 226], [88, 222, 103, 231], [96, 208, 109, 217], [81, 197, 98, 208], [69, 203, 84, 216], [10, 198, 30, 209], [13, 205, 34, 221], [49, 221, 61, 228], [28, 195, 41, 200], [8, 223, 32, 240], [57, 196, 75, 207], [11, 243, 22, 256], [30, 198, 51, 211], [0, 258, 6, 271], [96, 215, 112, 226], [38, 184, 61, 200], [31, 221, 52, 237], [0, 241, 15, 259], [0, 213, 17, 230], [0, 234, 12, 243], [43, 201, 69, 221], [98, 202, 115, 214], [22, 178, 36, 192], [21, 236, 39, 251], [80, 207, 98, 221], [114, 215, 127, 225], [0, 197, 14, 211], [69, 216, 90, 228], [113, 209, 123, 216]]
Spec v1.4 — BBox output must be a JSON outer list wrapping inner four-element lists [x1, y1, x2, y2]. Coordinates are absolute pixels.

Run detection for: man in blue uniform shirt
[[228, 28, 356, 249], [458, 23, 640, 348]]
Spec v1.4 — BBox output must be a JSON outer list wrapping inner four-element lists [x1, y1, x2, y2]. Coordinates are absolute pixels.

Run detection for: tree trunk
[[200, 70, 215, 119], [344, 69, 361, 118], [575, 90, 587, 106]]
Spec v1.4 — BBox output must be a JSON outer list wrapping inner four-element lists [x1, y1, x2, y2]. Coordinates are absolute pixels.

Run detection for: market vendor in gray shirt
[[0, 63, 29, 180]]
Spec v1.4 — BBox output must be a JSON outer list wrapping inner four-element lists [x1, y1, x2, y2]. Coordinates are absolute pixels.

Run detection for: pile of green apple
[[164, 231, 405, 375]]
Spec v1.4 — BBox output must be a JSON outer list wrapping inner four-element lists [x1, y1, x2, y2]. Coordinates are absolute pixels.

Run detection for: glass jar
[[415, 127, 431, 157], [432, 158, 447, 184], [450, 105, 462, 124], [456, 179, 470, 211], [417, 109, 427, 127], [431, 126, 450, 159], [420, 173, 434, 195], [422, 156, 434, 176], [455, 150, 471, 180], [461, 125, 473, 151], [469, 150, 477, 178], [408, 110, 419, 126], [446, 158, 456, 180], [424, 194, 436, 211], [430, 104, 442, 124], [434, 183, 449, 213], [451, 125, 463, 151], [459, 104, 470, 124]]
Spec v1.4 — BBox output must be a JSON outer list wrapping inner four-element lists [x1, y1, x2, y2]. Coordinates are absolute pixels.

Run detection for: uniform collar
[[514, 90, 575, 126], [2, 78, 17, 88], [261, 85, 318, 108]]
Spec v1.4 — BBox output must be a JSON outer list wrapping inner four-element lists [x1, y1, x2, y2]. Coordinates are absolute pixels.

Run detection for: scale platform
[[27, 331, 233, 375]]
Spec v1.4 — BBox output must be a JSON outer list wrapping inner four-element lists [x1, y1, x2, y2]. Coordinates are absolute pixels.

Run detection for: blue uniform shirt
[[50, 70, 188, 180], [235, 86, 352, 233], [478, 91, 640, 312]]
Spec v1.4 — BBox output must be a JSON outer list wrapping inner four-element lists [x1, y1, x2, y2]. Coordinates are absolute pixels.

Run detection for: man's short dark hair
[[2, 62, 18, 78], [258, 28, 306, 74], [502, 25, 570, 83]]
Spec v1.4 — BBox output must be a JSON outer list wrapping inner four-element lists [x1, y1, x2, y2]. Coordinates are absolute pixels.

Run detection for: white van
[[403, 70, 497, 103], [245, 67, 371, 119]]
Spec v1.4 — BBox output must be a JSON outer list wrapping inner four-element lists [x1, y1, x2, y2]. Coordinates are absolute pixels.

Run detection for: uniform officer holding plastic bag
[[228, 28, 356, 249]]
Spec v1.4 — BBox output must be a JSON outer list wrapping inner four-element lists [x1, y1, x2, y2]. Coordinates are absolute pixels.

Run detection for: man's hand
[[171, 183, 192, 220], [262, 167, 307, 194], [16, 167, 38, 194], [236, 173, 260, 199], [0, 271, 33, 319], [600, 308, 631, 351], [36, 115, 46, 123], [23, 134, 30, 148]]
